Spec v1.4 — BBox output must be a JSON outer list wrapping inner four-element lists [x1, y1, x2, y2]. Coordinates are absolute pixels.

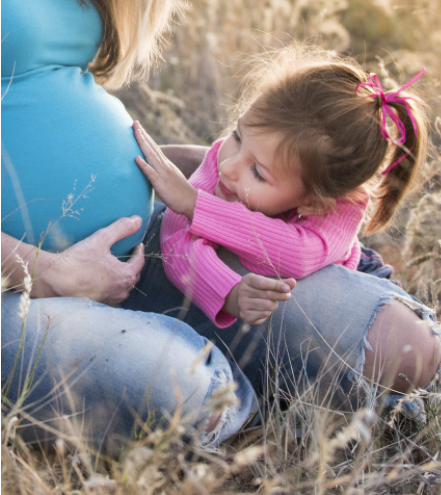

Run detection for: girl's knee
[[364, 300, 441, 393]]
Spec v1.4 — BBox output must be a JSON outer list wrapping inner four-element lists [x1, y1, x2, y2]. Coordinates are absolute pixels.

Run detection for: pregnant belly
[[1, 67, 152, 257]]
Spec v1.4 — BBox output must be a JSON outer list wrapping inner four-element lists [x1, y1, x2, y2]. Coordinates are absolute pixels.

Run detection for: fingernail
[[130, 215, 142, 227], [281, 284, 291, 292]]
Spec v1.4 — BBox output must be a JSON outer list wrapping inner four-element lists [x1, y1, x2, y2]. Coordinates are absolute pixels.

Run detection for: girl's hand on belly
[[42, 216, 145, 304], [133, 121, 198, 220]]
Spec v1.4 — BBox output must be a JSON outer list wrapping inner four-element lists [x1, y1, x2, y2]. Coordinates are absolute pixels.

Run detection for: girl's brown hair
[[237, 45, 428, 235], [80, 0, 180, 90]]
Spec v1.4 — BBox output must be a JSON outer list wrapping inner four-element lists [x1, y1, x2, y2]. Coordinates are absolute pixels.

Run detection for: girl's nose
[[219, 156, 239, 181]]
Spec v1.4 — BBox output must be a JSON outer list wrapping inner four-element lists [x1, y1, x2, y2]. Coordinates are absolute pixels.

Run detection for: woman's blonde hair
[[82, 0, 180, 90], [236, 44, 428, 235]]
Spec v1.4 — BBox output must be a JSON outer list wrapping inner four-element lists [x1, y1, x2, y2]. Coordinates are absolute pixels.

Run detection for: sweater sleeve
[[190, 190, 367, 279], [160, 208, 242, 328], [161, 139, 243, 327]]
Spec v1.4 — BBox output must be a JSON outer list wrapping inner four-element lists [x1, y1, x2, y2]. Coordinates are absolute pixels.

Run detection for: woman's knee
[[2, 294, 256, 446], [364, 300, 441, 393]]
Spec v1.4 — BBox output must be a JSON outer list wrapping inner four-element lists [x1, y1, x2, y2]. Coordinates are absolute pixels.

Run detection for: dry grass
[[3, 0, 441, 493], [3, 380, 441, 494]]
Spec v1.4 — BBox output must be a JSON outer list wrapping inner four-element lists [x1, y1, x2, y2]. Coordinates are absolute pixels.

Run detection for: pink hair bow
[[356, 68, 425, 175]]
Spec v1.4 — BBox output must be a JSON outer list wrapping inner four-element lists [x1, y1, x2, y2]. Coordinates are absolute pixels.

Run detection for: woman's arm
[[1, 216, 145, 304], [1, 232, 53, 296]]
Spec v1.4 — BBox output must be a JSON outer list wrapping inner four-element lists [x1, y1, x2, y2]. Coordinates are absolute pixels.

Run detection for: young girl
[[133, 47, 428, 329]]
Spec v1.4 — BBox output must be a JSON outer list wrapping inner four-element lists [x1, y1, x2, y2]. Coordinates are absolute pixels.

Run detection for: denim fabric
[[358, 244, 396, 281], [123, 203, 436, 409], [1, 291, 257, 452]]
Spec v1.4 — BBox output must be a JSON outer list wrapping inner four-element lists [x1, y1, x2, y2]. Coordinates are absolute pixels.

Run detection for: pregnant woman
[[1, 0, 256, 453]]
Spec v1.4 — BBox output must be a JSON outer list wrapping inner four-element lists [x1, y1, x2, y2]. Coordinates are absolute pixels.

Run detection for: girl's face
[[215, 118, 311, 217]]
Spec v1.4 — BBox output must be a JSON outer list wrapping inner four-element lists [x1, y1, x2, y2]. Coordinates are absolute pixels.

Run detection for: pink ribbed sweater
[[161, 140, 367, 328]]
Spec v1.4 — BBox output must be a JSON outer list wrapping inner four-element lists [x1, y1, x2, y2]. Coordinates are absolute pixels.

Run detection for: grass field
[[2, 0, 441, 493]]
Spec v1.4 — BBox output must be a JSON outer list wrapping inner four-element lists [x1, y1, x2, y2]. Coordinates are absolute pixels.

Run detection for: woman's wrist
[[29, 250, 60, 298], [2, 233, 53, 298]]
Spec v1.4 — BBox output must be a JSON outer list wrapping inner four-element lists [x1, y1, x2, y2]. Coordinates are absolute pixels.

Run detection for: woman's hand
[[2, 217, 146, 305], [42, 216, 146, 304], [133, 121, 198, 219], [224, 273, 296, 325]]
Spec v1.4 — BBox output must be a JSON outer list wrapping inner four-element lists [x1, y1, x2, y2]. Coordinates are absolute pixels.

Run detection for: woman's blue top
[[1, 0, 153, 257]]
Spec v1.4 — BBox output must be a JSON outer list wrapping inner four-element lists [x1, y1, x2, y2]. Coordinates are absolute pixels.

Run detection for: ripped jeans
[[123, 203, 439, 411], [1, 292, 257, 453]]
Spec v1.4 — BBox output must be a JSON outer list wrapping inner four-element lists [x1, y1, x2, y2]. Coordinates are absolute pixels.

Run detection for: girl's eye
[[252, 164, 266, 182], [232, 129, 241, 143]]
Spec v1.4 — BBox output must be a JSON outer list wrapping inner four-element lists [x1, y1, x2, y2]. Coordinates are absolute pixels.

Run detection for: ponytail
[[362, 76, 428, 236]]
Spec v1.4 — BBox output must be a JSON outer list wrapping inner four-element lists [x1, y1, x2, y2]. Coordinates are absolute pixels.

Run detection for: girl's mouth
[[216, 180, 237, 200]]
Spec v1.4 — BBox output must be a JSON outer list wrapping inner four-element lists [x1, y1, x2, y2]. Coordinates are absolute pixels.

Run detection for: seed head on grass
[[14, 254, 32, 322]]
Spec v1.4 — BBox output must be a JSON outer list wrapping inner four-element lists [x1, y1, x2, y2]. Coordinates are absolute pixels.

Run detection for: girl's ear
[[297, 196, 336, 217]]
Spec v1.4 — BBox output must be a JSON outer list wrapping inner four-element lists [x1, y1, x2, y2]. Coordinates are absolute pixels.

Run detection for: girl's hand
[[36, 216, 146, 305], [224, 273, 296, 325], [133, 121, 198, 219]]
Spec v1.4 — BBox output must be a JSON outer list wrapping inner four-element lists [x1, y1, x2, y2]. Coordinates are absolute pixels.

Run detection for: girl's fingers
[[242, 274, 296, 303], [246, 298, 279, 312], [240, 309, 272, 325], [281, 278, 296, 291], [133, 121, 165, 160], [247, 289, 291, 301], [244, 273, 293, 293], [141, 127, 159, 150], [134, 130, 156, 162], [134, 120, 155, 151], [135, 155, 149, 170], [135, 131, 170, 176], [137, 125, 168, 162], [135, 156, 160, 182]]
